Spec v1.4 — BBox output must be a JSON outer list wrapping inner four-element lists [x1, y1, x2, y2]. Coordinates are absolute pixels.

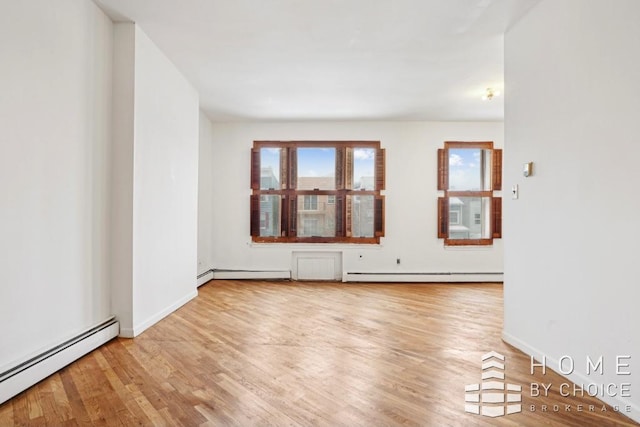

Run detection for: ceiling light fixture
[[481, 87, 500, 101]]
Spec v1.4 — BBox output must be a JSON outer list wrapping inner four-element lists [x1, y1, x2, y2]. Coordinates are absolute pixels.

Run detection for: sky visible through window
[[261, 148, 280, 173], [449, 148, 482, 190], [298, 148, 335, 178], [353, 148, 374, 189], [261, 146, 375, 187]]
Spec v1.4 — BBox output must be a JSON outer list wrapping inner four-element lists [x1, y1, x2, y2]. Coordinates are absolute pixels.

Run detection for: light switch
[[523, 162, 533, 177], [512, 184, 519, 200]]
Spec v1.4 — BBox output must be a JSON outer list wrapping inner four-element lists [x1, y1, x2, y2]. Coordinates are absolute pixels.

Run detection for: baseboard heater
[[0, 316, 119, 405], [344, 272, 504, 283], [197, 269, 214, 286], [210, 269, 291, 280]]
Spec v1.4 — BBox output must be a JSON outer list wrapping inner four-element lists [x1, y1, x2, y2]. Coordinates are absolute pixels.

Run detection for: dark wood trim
[[444, 141, 494, 149], [374, 195, 385, 237], [445, 190, 493, 198], [335, 195, 345, 237], [279, 147, 288, 190], [444, 238, 494, 246], [254, 141, 381, 148], [437, 197, 447, 239], [492, 148, 502, 191], [335, 146, 345, 190], [437, 148, 448, 191], [492, 197, 502, 239], [375, 148, 385, 191], [345, 147, 353, 190], [288, 147, 297, 190], [250, 148, 261, 190], [250, 195, 260, 237]]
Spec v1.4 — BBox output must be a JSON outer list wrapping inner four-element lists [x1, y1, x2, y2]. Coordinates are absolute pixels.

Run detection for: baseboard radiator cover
[[211, 269, 291, 280], [197, 269, 214, 286], [344, 272, 503, 283], [0, 316, 119, 405]]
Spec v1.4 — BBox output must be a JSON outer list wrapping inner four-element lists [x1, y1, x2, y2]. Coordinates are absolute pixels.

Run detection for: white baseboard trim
[[211, 270, 291, 280], [0, 318, 119, 405], [344, 272, 503, 283], [502, 331, 640, 424], [120, 289, 198, 338]]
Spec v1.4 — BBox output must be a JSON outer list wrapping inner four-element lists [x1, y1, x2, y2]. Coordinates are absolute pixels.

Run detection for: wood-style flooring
[[0, 280, 637, 426]]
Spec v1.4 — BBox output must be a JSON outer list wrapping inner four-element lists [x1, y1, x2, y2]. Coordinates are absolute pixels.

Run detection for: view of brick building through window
[[258, 173, 375, 239]]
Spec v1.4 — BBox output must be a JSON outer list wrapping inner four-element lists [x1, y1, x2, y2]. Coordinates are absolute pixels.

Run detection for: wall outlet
[[396, 258, 401, 265]]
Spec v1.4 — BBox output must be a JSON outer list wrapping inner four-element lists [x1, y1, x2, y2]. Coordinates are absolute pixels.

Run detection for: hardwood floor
[[0, 280, 636, 426]]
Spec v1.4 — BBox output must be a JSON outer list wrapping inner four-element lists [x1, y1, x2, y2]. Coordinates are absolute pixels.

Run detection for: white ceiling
[[94, 0, 539, 122]]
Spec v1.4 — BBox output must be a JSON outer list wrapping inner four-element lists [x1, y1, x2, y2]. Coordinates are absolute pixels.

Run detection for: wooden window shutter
[[437, 197, 448, 238], [335, 195, 345, 237], [492, 149, 502, 191], [289, 195, 297, 236], [375, 148, 385, 191], [335, 147, 345, 190], [288, 147, 297, 189], [345, 147, 353, 190], [437, 148, 448, 191], [251, 148, 261, 190], [492, 197, 502, 238], [279, 147, 288, 189], [374, 195, 385, 237], [345, 196, 353, 237], [250, 195, 260, 237], [280, 196, 288, 237]]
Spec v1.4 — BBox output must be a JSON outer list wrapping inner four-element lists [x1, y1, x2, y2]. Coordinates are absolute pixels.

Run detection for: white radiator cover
[[0, 317, 119, 404], [292, 251, 342, 281]]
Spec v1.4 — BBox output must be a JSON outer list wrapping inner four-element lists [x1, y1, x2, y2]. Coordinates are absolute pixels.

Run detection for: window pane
[[352, 195, 374, 237], [260, 148, 281, 190], [448, 197, 491, 239], [297, 147, 336, 190], [448, 148, 492, 191], [259, 195, 281, 237], [353, 148, 375, 190], [297, 195, 335, 237]]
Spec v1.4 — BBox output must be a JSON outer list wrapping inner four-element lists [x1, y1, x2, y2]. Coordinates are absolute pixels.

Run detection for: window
[[437, 141, 502, 246], [302, 195, 318, 211], [251, 141, 385, 243]]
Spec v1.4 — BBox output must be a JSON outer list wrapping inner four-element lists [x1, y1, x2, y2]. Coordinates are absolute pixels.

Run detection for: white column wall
[[130, 27, 199, 336], [504, 0, 640, 420], [111, 24, 199, 337], [197, 112, 215, 276]]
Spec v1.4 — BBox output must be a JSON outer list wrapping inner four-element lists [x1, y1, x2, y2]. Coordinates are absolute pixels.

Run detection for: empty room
[[1, 0, 638, 425]]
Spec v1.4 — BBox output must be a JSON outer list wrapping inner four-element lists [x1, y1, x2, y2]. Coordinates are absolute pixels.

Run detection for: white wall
[[207, 121, 503, 276], [198, 112, 215, 276], [111, 24, 199, 337], [110, 22, 135, 336], [504, 0, 640, 420], [0, 0, 113, 369], [131, 27, 199, 335]]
